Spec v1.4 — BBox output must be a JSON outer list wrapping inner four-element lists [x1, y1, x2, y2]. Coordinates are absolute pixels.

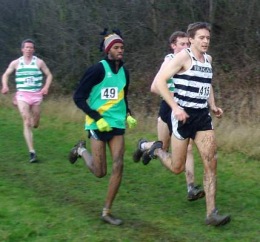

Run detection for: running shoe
[[29, 152, 37, 163], [133, 138, 147, 162], [68, 140, 86, 164], [142, 141, 163, 165], [187, 185, 205, 201], [205, 209, 231, 226], [101, 214, 123, 226]]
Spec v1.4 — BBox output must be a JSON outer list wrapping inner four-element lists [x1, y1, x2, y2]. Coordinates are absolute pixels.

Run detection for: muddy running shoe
[[142, 150, 151, 165], [133, 138, 147, 162], [142, 141, 163, 165], [205, 209, 231, 226], [101, 214, 123, 226], [68, 140, 86, 164], [187, 185, 205, 201], [29, 152, 37, 163]]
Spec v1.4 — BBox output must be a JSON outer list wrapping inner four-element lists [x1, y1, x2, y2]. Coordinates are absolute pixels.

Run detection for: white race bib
[[198, 85, 210, 98], [101, 87, 118, 100], [24, 77, 35, 85]]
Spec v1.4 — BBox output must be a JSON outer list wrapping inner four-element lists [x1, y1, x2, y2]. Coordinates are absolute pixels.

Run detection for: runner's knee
[[94, 169, 107, 178], [112, 159, 124, 173], [171, 158, 186, 174], [172, 165, 185, 174]]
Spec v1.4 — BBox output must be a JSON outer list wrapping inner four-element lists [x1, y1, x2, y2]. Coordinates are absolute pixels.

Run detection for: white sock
[[140, 142, 147, 150], [102, 208, 111, 216], [77, 147, 86, 156], [187, 183, 194, 192]]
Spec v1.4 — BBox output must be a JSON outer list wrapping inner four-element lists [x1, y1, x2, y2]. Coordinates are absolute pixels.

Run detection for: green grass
[[0, 97, 259, 242]]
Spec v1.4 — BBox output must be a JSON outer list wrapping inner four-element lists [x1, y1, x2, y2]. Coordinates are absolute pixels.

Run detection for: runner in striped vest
[[15, 56, 43, 92], [149, 31, 205, 201], [134, 22, 231, 226], [1, 39, 53, 163]]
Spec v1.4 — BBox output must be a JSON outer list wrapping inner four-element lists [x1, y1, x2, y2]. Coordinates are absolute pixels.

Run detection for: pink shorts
[[15, 91, 43, 106]]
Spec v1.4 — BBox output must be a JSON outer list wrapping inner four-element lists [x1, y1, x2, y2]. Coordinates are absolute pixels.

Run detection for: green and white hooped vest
[[15, 56, 43, 92], [85, 60, 127, 130], [165, 53, 175, 93]]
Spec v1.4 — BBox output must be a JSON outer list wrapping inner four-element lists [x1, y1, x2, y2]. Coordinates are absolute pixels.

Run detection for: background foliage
[[0, 1, 259, 238], [0, 0, 259, 122]]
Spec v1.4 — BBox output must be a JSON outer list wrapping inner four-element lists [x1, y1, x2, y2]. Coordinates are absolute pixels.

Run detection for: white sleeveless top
[[172, 48, 212, 109]]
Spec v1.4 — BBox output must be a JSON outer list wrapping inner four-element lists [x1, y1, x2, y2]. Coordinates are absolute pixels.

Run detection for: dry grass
[[214, 118, 260, 159], [42, 96, 84, 123], [1, 93, 259, 160]]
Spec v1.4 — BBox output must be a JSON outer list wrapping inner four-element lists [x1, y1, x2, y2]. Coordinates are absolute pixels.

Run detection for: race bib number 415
[[199, 86, 210, 98], [101, 87, 118, 100]]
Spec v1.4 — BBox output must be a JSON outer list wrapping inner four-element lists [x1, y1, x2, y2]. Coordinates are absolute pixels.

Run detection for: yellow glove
[[96, 118, 112, 132], [127, 115, 137, 129]]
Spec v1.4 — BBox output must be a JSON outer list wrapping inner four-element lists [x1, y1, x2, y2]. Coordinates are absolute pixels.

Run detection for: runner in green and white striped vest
[[15, 56, 43, 92]]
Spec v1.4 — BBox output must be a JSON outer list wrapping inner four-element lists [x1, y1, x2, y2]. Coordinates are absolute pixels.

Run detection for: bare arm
[[208, 85, 223, 118], [1, 60, 18, 94], [37, 59, 53, 95], [208, 85, 216, 109], [206, 55, 223, 118], [151, 56, 172, 95], [152, 50, 190, 122]]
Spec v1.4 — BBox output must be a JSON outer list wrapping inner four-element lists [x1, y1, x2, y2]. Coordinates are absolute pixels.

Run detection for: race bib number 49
[[101, 87, 118, 100]]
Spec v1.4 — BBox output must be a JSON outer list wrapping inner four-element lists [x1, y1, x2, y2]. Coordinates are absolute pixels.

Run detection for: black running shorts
[[158, 100, 173, 135], [171, 107, 213, 140], [88, 128, 125, 142]]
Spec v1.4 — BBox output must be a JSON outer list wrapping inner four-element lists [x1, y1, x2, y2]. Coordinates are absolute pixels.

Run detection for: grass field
[[0, 95, 259, 242]]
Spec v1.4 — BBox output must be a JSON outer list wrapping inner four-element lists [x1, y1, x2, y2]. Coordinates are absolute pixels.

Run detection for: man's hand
[[40, 86, 49, 95], [172, 106, 189, 123], [127, 115, 137, 128], [96, 118, 112, 132], [1, 86, 9, 94], [211, 106, 223, 118]]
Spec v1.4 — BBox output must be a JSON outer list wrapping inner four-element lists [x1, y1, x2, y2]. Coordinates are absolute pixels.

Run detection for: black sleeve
[[123, 67, 132, 115], [73, 63, 105, 121]]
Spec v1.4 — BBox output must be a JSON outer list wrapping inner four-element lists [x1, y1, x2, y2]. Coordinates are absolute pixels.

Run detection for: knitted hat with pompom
[[104, 34, 123, 53]]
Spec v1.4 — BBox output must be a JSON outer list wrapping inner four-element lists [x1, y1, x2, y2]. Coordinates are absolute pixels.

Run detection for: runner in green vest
[[69, 30, 137, 226]]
